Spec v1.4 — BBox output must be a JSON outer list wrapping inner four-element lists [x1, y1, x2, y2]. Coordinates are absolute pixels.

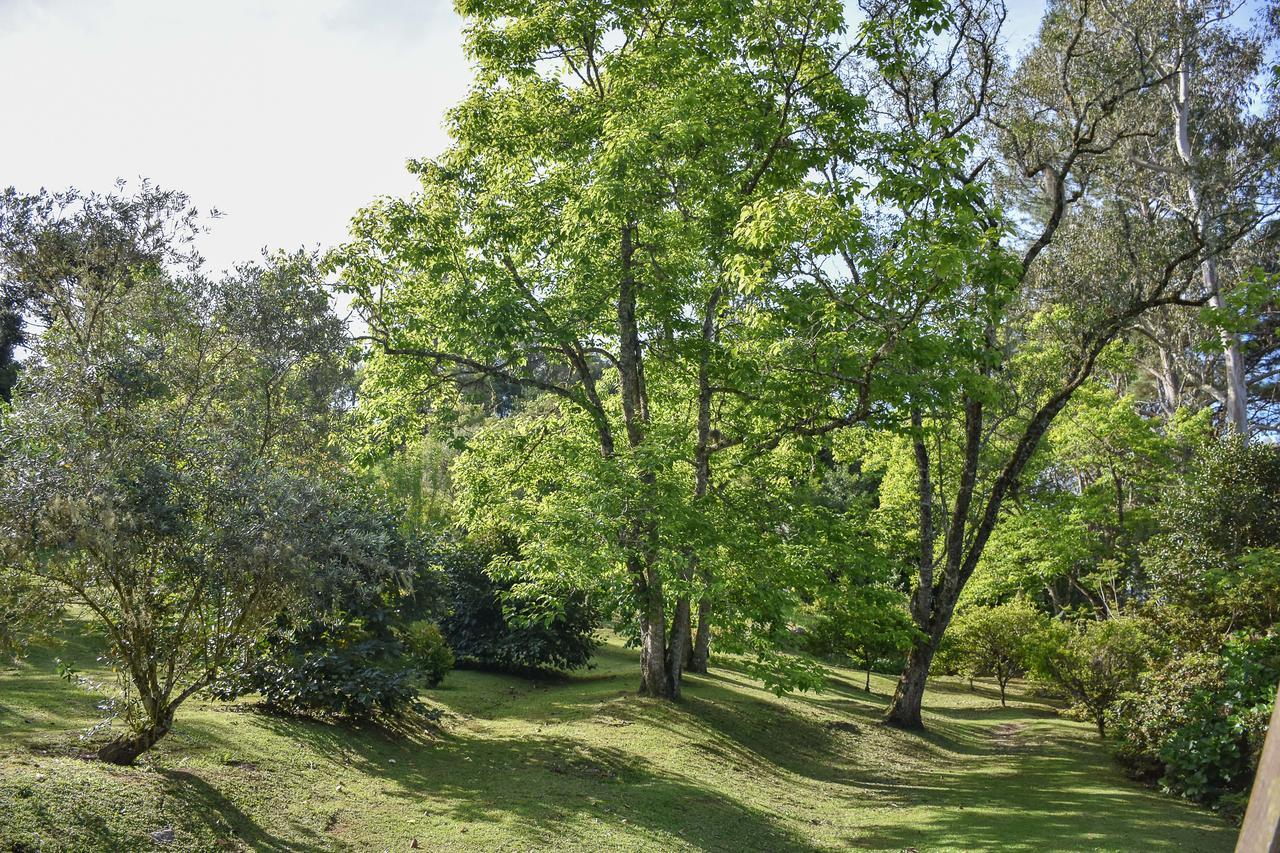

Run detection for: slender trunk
[[681, 290, 720, 678], [865, 657, 872, 693], [690, 597, 711, 673], [666, 597, 691, 698], [888, 408, 939, 728], [1172, 57, 1248, 435], [999, 678, 1007, 707], [98, 710, 173, 766], [618, 222, 671, 699]]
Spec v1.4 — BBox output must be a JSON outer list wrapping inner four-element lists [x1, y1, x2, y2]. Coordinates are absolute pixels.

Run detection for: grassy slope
[[0, 619, 1234, 852]]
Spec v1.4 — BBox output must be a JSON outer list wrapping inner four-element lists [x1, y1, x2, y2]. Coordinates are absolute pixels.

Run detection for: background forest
[[1, 0, 1279, 844]]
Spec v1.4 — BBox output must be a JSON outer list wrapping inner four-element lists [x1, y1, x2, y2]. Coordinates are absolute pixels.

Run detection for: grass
[[0, 618, 1236, 852]]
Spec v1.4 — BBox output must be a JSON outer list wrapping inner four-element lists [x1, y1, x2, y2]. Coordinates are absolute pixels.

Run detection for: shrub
[[217, 497, 451, 719], [1111, 632, 1280, 815], [1144, 438, 1280, 648], [401, 620, 454, 688], [234, 608, 422, 718], [1032, 616, 1149, 736], [431, 538, 598, 673], [804, 596, 916, 692], [946, 599, 1046, 705]]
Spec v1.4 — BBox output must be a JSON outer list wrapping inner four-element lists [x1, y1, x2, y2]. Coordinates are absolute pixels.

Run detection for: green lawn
[[0, 619, 1235, 852]]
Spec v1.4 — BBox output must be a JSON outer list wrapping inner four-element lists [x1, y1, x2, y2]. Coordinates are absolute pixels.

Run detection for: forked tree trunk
[[886, 643, 934, 729]]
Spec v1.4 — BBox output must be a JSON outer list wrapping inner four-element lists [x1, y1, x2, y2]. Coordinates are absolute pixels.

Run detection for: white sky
[[1, 0, 1046, 274]]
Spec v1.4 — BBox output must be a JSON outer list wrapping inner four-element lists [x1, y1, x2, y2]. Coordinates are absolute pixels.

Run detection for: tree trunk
[[1172, 56, 1249, 435], [690, 598, 711, 673], [683, 287, 719, 680], [998, 678, 1007, 707], [886, 642, 935, 729], [635, 555, 671, 698], [865, 660, 872, 693], [666, 596, 691, 698], [97, 712, 173, 765]]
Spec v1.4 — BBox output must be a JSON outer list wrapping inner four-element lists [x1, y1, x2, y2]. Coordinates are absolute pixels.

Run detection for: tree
[[879, 0, 1278, 729], [1033, 616, 1150, 736], [946, 599, 1045, 705], [333, 0, 983, 698], [0, 185, 354, 764]]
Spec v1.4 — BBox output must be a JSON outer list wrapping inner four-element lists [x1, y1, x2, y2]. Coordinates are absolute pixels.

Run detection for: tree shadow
[[158, 770, 332, 852], [246, 711, 821, 851]]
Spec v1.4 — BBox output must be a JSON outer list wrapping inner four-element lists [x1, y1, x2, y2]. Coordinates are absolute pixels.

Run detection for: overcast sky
[[1, 0, 1047, 273]]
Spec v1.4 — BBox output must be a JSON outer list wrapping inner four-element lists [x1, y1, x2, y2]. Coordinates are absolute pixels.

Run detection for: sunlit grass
[[0, 617, 1234, 851]]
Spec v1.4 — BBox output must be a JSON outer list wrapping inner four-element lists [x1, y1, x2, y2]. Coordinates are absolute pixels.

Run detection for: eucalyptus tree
[[333, 0, 972, 698], [1116, 0, 1280, 435], [0, 185, 357, 764]]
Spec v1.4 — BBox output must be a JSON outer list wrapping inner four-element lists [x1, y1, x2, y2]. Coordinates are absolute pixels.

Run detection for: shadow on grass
[[158, 769, 331, 853], [247, 710, 820, 851]]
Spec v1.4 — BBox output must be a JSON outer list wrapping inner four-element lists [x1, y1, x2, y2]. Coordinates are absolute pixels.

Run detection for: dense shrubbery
[[430, 538, 599, 674], [228, 609, 424, 718], [1111, 633, 1280, 814], [217, 497, 454, 719]]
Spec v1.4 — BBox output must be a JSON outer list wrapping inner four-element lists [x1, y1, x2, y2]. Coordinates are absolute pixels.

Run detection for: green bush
[[401, 620, 454, 688], [230, 608, 422, 718], [1032, 616, 1150, 736], [1111, 632, 1280, 815], [216, 495, 450, 719], [429, 537, 599, 673], [946, 599, 1046, 705]]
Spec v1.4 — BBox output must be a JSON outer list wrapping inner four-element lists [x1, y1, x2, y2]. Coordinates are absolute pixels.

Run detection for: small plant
[[400, 620, 454, 688]]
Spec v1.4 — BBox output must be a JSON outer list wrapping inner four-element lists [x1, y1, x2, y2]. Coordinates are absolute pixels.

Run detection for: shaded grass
[[0, 618, 1235, 851]]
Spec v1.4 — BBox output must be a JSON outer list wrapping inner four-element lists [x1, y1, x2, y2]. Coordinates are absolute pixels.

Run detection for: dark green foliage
[[1144, 438, 1280, 646], [233, 608, 422, 719], [218, 495, 451, 719], [1111, 633, 1280, 815], [432, 538, 598, 674]]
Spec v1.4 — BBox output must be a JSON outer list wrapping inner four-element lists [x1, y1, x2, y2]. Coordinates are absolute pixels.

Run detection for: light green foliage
[[331, 0, 1001, 697], [944, 600, 1047, 705], [967, 383, 1209, 611], [1033, 617, 1151, 737], [401, 620, 455, 689]]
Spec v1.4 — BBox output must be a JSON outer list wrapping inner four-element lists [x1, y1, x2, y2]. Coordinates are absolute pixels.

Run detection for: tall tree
[[335, 0, 979, 697], [874, 0, 1277, 728]]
